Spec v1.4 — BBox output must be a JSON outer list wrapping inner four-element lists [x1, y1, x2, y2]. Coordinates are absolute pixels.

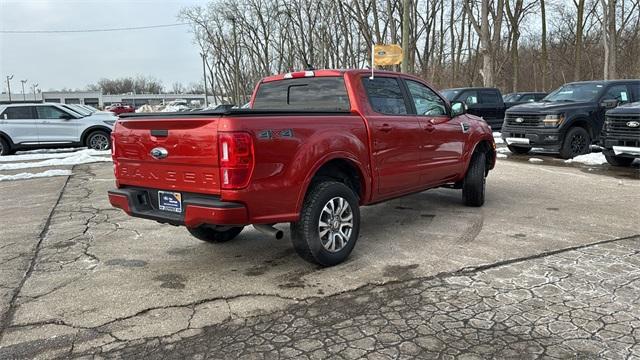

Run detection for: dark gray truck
[[600, 102, 640, 166], [501, 80, 640, 159]]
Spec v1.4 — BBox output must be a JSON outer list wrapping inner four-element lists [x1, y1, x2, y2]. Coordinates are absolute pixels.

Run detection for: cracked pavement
[[0, 157, 638, 358]]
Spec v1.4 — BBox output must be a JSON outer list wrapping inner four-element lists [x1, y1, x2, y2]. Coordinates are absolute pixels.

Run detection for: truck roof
[[260, 69, 426, 83], [442, 87, 501, 92]]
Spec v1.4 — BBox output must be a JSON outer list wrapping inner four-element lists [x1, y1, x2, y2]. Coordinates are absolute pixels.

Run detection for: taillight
[[218, 132, 254, 189]]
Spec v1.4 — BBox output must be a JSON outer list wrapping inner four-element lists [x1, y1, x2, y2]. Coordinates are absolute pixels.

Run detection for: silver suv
[[0, 103, 116, 155]]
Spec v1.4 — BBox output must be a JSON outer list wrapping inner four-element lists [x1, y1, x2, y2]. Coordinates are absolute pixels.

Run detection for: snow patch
[[528, 158, 544, 163], [497, 153, 508, 159], [564, 152, 608, 166], [0, 169, 72, 182], [0, 150, 111, 170], [497, 147, 511, 154], [493, 132, 504, 144], [0, 149, 110, 163]]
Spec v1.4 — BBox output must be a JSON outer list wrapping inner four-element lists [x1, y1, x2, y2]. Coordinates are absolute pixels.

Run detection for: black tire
[[462, 151, 487, 207], [0, 137, 10, 156], [86, 130, 111, 151], [559, 127, 591, 159], [187, 225, 244, 243], [604, 154, 634, 167], [507, 145, 531, 154], [290, 181, 360, 267]]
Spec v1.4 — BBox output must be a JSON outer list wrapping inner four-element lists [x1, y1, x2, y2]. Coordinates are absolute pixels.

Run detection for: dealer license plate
[[158, 191, 182, 213]]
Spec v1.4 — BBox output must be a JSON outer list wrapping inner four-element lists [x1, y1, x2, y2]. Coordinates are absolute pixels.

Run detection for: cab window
[[361, 77, 409, 115], [405, 80, 447, 116], [603, 85, 630, 104], [458, 90, 479, 105]]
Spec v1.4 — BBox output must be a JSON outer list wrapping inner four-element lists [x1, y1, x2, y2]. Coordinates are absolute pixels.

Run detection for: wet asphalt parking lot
[[0, 148, 638, 359]]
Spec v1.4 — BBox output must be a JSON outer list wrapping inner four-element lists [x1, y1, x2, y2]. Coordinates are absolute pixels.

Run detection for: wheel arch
[[462, 138, 496, 178], [296, 154, 370, 214], [80, 126, 112, 145], [564, 116, 594, 139]]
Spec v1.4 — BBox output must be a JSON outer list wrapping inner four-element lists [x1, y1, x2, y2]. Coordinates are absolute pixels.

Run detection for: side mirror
[[600, 99, 618, 109], [451, 101, 467, 117]]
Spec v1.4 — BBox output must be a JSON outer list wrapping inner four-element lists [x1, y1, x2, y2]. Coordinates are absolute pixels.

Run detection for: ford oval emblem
[[515, 117, 524, 123], [627, 121, 640, 128], [150, 147, 168, 160]]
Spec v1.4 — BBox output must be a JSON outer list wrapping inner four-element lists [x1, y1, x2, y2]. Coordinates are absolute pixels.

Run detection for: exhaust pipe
[[254, 224, 284, 240]]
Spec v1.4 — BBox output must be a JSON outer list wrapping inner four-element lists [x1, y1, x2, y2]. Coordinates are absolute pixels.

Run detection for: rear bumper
[[501, 125, 562, 151], [108, 187, 248, 228]]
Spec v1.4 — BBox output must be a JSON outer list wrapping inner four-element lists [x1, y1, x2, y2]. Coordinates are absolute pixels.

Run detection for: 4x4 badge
[[627, 121, 640, 128]]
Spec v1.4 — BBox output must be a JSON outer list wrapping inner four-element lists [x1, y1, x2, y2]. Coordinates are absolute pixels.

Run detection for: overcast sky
[[0, 0, 206, 92]]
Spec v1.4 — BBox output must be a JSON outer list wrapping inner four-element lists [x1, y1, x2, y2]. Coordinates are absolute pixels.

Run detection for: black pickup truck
[[501, 80, 640, 159], [600, 102, 640, 166], [442, 87, 506, 130]]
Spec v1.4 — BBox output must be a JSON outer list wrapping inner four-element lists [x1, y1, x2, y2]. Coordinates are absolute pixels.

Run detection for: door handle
[[377, 124, 392, 132]]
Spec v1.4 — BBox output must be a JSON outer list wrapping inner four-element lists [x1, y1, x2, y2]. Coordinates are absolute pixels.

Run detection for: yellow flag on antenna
[[373, 44, 403, 66]]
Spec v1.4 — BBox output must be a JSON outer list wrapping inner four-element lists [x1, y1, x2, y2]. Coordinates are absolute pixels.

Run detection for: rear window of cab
[[252, 77, 350, 111]]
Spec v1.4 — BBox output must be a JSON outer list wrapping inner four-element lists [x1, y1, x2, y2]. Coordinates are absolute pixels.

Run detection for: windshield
[[544, 83, 604, 102], [61, 104, 88, 117], [441, 90, 460, 101]]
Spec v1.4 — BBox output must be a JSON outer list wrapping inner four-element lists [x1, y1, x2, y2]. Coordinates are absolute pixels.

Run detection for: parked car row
[[501, 80, 640, 162], [441, 80, 639, 165], [0, 102, 116, 155]]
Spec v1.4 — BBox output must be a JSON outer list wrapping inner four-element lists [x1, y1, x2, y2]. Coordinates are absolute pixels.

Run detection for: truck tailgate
[[112, 117, 221, 195]]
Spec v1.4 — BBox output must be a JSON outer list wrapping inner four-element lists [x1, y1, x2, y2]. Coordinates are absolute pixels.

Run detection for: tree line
[[85, 76, 204, 95], [180, 0, 640, 105]]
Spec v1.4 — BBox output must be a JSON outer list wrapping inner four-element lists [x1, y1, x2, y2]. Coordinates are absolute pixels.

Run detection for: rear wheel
[[462, 151, 487, 207], [507, 145, 531, 154], [604, 154, 635, 167], [86, 130, 111, 151], [559, 127, 591, 159], [0, 138, 10, 156], [291, 181, 360, 267], [187, 225, 244, 243]]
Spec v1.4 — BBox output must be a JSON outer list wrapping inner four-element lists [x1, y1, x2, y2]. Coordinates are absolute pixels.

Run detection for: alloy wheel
[[318, 197, 353, 253], [89, 134, 109, 150]]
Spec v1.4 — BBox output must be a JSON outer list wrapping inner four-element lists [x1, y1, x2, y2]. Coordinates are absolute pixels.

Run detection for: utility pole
[[6, 75, 14, 102], [200, 52, 209, 107], [20, 79, 28, 101], [32, 83, 39, 101], [401, 0, 410, 73], [227, 15, 240, 106]]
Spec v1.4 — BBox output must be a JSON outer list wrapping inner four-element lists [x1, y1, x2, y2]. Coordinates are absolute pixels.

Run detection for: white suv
[[0, 103, 116, 155]]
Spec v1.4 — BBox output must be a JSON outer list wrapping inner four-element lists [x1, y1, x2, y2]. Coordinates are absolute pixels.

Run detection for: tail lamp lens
[[218, 132, 254, 189]]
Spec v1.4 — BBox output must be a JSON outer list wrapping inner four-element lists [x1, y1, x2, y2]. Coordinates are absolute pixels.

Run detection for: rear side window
[[2, 106, 34, 119], [479, 90, 501, 104], [520, 94, 536, 102], [361, 77, 408, 115], [253, 77, 350, 111]]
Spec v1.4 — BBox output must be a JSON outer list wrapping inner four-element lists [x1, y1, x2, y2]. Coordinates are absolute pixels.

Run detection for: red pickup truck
[[108, 69, 496, 266]]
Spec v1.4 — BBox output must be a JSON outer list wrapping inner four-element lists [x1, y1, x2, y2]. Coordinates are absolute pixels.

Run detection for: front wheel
[[291, 181, 360, 267], [187, 225, 244, 243], [86, 130, 111, 151], [559, 127, 591, 159], [604, 154, 635, 167], [462, 151, 487, 207]]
